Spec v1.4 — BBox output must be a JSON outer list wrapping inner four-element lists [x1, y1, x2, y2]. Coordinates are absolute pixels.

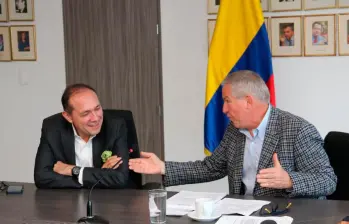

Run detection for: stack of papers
[[214, 198, 270, 216], [215, 215, 293, 224], [166, 191, 270, 217], [166, 190, 226, 216]]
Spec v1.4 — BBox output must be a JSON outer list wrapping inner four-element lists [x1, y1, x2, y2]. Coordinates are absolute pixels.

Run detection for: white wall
[[160, 0, 349, 193], [0, 0, 66, 182]]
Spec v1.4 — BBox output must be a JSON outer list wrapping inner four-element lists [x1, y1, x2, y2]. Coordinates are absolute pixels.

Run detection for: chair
[[324, 131, 349, 200], [103, 109, 162, 190]]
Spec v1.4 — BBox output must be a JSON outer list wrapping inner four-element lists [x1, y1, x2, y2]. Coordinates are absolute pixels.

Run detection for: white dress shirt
[[239, 105, 271, 195], [72, 125, 95, 185]]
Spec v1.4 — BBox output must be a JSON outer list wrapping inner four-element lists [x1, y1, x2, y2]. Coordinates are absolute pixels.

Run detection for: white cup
[[195, 198, 214, 218]]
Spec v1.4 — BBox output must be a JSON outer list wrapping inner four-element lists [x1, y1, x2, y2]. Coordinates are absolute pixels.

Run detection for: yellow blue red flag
[[204, 0, 275, 155]]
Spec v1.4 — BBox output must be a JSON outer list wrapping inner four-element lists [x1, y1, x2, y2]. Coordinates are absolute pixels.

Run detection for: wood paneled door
[[62, 0, 164, 183]]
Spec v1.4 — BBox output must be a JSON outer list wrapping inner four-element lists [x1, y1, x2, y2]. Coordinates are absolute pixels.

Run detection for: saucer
[[187, 211, 221, 222]]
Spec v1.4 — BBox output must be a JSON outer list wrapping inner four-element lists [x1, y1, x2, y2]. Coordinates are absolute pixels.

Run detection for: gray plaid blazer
[[164, 107, 337, 198]]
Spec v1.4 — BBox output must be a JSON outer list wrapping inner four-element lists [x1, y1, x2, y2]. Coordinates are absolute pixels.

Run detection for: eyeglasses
[[259, 202, 292, 216], [0, 182, 8, 191]]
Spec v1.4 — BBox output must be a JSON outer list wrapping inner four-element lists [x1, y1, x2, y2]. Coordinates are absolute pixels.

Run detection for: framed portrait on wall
[[271, 16, 302, 57], [208, 19, 216, 50], [10, 25, 36, 60], [207, 0, 219, 14], [270, 0, 302, 12], [303, 0, 336, 10], [261, 0, 269, 11], [8, 0, 34, 21], [0, 26, 11, 61], [338, 14, 349, 55], [304, 15, 336, 56], [338, 0, 349, 8], [0, 0, 9, 22]]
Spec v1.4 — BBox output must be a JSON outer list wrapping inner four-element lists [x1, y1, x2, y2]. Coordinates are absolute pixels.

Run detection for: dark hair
[[61, 83, 97, 113], [282, 23, 294, 32], [312, 22, 323, 29]]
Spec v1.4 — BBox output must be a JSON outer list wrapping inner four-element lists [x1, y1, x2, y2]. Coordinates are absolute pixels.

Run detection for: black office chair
[[324, 131, 349, 200], [103, 109, 162, 190]]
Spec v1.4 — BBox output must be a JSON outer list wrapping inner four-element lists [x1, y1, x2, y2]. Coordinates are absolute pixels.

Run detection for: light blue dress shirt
[[240, 105, 271, 195]]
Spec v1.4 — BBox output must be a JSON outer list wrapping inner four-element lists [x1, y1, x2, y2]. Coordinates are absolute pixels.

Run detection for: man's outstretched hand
[[129, 152, 165, 175]]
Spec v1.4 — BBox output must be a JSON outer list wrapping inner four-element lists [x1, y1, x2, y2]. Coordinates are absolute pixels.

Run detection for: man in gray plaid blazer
[[129, 70, 337, 198]]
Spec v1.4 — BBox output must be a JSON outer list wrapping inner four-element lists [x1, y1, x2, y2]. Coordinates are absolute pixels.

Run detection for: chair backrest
[[103, 109, 142, 189], [324, 131, 349, 200]]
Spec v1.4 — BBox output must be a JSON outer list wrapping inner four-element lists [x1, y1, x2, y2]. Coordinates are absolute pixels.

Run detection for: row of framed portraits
[[0, 0, 34, 21], [0, 25, 36, 61], [208, 14, 349, 56], [208, 0, 349, 14]]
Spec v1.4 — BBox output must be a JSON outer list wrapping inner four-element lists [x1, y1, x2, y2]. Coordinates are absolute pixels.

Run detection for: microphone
[[260, 221, 277, 224], [77, 149, 133, 224]]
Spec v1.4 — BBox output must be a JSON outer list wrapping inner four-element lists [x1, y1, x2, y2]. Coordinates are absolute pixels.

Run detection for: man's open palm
[[129, 152, 164, 175]]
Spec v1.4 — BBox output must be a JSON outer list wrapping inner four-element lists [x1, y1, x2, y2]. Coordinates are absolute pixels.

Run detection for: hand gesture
[[129, 152, 165, 175], [102, 156, 122, 169], [256, 153, 293, 189]]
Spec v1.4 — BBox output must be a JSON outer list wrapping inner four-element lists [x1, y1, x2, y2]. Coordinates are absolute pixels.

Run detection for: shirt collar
[[72, 124, 96, 141], [239, 104, 271, 141]]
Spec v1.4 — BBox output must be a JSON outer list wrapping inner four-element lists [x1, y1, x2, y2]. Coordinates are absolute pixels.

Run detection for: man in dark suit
[[129, 70, 337, 198], [34, 84, 131, 189]]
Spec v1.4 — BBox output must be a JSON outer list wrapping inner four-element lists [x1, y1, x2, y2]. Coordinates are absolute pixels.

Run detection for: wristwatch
[[71, 166, 81, 178]]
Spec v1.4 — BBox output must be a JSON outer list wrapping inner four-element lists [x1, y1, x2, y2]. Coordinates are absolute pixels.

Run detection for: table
[[0, 183, 348, 223]]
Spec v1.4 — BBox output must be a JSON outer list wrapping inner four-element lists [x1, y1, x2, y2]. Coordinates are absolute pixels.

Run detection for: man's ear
[[245, 95, 253, 109], [62, 111, 73, 123]]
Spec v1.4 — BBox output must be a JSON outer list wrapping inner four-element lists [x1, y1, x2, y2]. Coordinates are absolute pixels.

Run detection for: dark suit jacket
[[164, 107, 337, 198], [34, 111, 132, 189]]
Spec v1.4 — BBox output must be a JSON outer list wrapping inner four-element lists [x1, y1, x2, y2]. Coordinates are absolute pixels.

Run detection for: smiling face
[[62, 89, 103, 141]]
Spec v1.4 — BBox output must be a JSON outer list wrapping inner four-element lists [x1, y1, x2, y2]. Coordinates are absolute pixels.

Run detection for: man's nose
[[90, 111, 98, 121], [222, 103, 228, 114]]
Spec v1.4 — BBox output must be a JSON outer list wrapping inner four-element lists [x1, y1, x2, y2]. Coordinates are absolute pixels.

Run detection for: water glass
[[149, 189, 167, 224]]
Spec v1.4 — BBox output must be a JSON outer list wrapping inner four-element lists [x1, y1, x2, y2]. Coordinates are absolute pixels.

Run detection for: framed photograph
[[304, 15, 336, 56], [338, 0, 349, 8], [0, 26, 11, 61], [261, 0, 269, 11], [271, 16, 302, 57], [270, 0, 302, 12], [10, 25, 36, 60], [208, 19, 216, 49], [303, 0, 336, 10], [207, 0, 219, 14], [338, 14, 349, 55], [0, 0, 9, 21], [8, 0, 34, 21]]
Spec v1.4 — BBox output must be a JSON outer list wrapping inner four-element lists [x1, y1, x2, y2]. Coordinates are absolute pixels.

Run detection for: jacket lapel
[[92, 118, 112, 168], [257, 107, 280, 170], [92, 134, 104, 168], [61, 126, 76, 165], [254, 107, 280, 194]]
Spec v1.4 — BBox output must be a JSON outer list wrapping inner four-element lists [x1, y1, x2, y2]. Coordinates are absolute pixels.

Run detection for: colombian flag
[[204, 0, 275, 155]]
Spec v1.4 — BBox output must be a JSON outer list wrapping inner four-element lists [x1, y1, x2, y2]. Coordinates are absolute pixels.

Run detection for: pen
[[111, 148, 133, 169], [112, 159, 122, 169], [286, 202, 292, 209], [264, 208, 271, 214]]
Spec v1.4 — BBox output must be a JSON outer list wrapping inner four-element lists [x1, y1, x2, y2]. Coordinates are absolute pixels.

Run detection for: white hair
[[222, 70, 270, 103]]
